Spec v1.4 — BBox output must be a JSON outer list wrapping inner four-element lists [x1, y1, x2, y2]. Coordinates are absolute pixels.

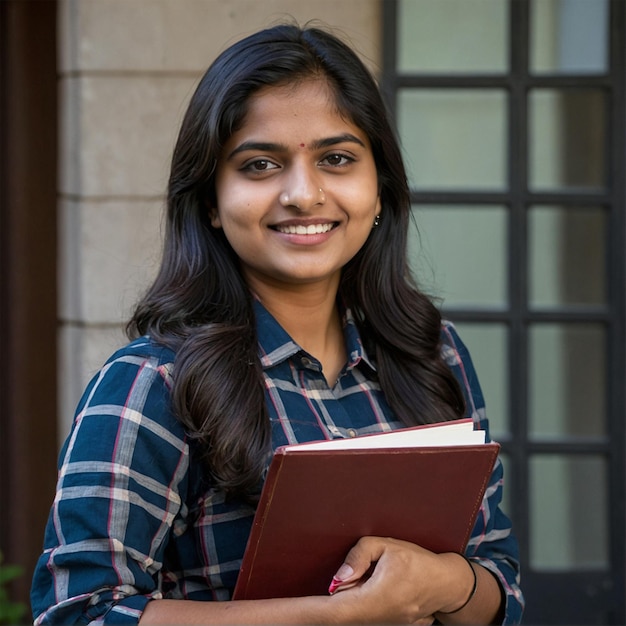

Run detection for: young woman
[[31, 24, 524, 625]]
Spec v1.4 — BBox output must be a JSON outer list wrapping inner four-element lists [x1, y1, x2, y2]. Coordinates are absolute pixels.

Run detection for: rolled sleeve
[[467, 458, 524, 624], [31, 342, 189, 625]]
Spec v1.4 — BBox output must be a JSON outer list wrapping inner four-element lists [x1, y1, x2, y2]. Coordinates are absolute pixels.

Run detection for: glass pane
[[397, 0, 508, 73], [454, 322, 509, 439], [398, 89, 507, 190], [530, 0, 609, 74], [408, 205, 508, 308], [530, 454, 608, 570], [529, 89, 606, 191], [529, 206, 607, 308], [529, 324, 606, 438]]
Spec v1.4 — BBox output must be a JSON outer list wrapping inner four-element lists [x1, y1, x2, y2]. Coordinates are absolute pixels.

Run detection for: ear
[[209, 206, 222, 229]]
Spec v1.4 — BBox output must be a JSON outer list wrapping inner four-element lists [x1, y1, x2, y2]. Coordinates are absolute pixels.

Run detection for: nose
[[279, 165, 326, 211]]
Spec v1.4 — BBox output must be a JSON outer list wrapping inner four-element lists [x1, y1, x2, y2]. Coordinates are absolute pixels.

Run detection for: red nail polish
[[328, 576, 342, 595]]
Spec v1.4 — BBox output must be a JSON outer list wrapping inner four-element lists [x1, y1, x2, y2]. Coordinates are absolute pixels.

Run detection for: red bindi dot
[[299, 143, 305, 148]]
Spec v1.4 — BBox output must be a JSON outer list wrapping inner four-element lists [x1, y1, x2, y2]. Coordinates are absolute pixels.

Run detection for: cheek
[[214, 190, 260, 230], [344, 175, 380, 217], [354, 190, 381, 222], [213, 203, 267, 255], [213, 172, 260, 228]]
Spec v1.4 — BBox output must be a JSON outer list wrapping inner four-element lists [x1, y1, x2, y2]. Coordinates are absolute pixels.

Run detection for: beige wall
[[57, 0, 382, 439]]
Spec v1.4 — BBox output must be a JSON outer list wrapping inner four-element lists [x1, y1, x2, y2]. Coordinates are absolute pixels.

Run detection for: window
[[383, 1, 625, 622]]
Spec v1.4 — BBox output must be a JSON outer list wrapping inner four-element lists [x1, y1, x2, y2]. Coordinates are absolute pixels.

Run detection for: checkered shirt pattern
[[31, 301, 524, 624]]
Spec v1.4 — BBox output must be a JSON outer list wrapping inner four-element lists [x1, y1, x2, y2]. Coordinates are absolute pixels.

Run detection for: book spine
[[233, 450, 287, 599]]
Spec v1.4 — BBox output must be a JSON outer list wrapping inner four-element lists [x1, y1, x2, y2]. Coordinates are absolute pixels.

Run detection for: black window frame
[[381, 1, 626, 623]]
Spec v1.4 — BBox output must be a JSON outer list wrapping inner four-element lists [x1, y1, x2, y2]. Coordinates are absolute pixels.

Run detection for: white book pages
[[286, 420, 485, 451]]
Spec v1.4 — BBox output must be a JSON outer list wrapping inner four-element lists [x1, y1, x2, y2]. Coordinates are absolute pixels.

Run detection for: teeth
[[276, 223, 334, 235]]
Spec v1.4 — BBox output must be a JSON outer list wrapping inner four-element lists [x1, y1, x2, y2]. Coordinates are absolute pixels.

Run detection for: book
[[232, 418, 499, 600]]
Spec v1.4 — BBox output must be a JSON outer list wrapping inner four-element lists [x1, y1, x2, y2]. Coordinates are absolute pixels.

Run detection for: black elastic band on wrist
[[439, 554, 478, 615]]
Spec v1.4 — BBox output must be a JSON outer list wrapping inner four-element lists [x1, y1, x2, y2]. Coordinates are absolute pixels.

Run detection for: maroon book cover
[[233, 424, 499, 600]]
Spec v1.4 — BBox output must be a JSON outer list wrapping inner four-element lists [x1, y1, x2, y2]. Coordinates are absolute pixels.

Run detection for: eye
[[320, 153, 354, 167], [242, 159, 279, 173]]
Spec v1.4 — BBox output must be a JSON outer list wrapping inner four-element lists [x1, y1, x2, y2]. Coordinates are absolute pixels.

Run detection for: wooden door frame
[[0, 0, 59, 612]]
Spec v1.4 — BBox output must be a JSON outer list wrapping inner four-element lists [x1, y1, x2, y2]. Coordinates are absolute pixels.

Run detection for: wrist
[[436, 553, 477, 615]]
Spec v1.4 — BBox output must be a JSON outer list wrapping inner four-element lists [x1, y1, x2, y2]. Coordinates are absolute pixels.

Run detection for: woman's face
[[212, 79, 381, 294]]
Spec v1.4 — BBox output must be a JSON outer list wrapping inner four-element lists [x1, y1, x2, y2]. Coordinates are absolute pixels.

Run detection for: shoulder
[[105, 335, 176, 367], [439, 321, 470, 369], [439, 321, 488, 429], [98, 335, 177, 388], [63, 336, 188, 467], [74, 336, 179, 427]]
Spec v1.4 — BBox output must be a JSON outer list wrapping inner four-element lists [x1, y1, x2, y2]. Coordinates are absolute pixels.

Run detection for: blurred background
[[1, 0, 624, 623]]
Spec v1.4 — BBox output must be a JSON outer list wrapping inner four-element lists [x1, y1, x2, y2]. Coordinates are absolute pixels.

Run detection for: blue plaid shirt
[[31, 301, 524, 624]]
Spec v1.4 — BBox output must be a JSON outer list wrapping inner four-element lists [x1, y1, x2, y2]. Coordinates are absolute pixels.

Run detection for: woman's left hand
[[328, 536, 475, 622]]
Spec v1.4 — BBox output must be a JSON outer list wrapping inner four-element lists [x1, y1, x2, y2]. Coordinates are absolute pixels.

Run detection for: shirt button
[[348, 429, 358, 438], [301, 357, 312, 367]]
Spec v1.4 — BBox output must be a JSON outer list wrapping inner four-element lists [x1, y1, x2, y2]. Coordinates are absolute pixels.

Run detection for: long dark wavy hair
[[128, 23, 465, 498]]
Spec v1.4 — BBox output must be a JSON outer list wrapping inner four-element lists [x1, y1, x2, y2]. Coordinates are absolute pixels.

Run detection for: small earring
[[373, 214, 381, 227]]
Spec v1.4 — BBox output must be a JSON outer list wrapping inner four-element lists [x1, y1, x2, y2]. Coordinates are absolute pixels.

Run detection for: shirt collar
[[253, 298, 376, 373]]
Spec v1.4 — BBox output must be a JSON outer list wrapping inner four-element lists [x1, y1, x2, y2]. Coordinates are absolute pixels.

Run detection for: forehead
[[231, 79, 364, 141], [255, 77, 337, 105]]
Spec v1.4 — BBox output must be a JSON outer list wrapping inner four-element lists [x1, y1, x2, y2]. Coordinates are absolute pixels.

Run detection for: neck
[[248, 277, 347, 386]]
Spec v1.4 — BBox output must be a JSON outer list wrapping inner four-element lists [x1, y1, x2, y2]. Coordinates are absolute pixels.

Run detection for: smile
[[273, 223, 336, 235]]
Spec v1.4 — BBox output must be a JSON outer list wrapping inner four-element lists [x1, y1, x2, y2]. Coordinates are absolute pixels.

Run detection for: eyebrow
[[226, 133, 366, 160]]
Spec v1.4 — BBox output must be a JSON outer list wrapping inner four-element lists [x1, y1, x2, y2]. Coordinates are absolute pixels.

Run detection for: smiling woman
[[31, 23, 523, 626], [212, 80, 380, 292]]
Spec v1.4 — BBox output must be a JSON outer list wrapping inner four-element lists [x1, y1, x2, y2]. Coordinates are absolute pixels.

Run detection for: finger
[[328, 536, 387, 593]]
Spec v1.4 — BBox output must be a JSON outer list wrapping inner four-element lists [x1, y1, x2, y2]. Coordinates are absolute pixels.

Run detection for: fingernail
[[328, 576, 342, 595], [334, 563, 354, 581]]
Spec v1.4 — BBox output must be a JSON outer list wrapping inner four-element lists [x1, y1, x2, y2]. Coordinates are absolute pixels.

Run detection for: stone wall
[[57, 0, 382, 438]]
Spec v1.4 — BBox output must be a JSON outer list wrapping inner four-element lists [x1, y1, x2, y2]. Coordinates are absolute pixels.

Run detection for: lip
[[270, 219, 339, 244]]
